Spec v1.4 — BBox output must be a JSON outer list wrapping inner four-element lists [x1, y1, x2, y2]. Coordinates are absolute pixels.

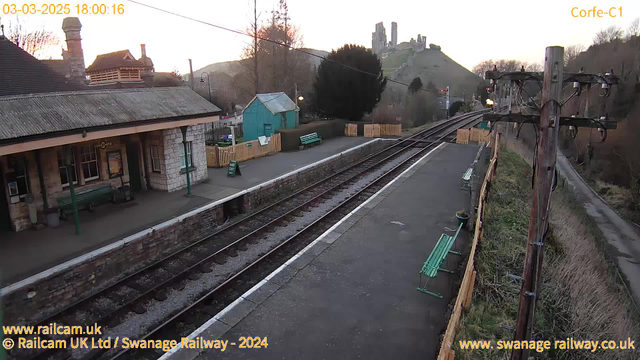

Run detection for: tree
[[472, 59, 525, 78], [564, 44, 585, 66], [408, 77, 423, 94], [1, 16, 59, 58], [627, 18, 640, 39], [313, 44, 387, 121], [593, 26, 623, 44], [239, 0, 311, 101]]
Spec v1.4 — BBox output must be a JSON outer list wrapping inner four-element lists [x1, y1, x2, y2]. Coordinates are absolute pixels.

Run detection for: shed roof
[[86, 50, 148, 72], [247, 92, 298, 115], [0, 87, 221, 143]]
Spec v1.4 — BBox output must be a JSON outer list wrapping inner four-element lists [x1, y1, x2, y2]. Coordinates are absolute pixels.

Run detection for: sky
[[4, 0, 640, 74]]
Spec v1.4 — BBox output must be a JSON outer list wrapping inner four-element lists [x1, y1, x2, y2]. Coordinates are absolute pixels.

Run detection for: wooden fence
[[470, 128, 491, 143], [437, 133, 500, 360], [345, 123, 358, 137], [206, 133, 281, 167], [456, 129, 470, 144], [363, 124, 402, 137], [456, 128, 491, 145]]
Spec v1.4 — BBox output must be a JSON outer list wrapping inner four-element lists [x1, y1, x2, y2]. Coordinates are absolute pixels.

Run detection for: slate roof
[[41, 60, 70, 77], [86, 50, 148, 72], [0, 87, 221, 143], [248, 92, 298, 115], [0, 37, 82, 96]]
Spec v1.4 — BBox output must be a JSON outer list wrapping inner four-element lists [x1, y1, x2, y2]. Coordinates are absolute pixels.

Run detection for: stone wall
[[1, 139, 392, 325], [162, 125, 208, 192]]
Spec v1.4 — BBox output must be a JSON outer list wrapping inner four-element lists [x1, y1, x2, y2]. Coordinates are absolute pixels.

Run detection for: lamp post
[[200, 72, 211, 102], [63, 145, 81, 235]]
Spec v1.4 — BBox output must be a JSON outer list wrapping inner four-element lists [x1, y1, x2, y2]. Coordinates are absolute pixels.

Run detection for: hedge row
[[278, 119, 345, 151]]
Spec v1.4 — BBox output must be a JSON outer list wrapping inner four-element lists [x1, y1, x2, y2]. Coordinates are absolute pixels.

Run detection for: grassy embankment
[[454, 150, 639, 360]]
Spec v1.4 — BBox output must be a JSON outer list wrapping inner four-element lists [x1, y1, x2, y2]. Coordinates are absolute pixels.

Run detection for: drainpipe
[[180, 126, 192, 196], [63, 145, 81, 235]]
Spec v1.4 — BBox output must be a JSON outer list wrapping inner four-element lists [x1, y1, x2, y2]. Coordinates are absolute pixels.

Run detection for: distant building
[[41, 17, 155, 88], [372, 22, 387, 55], [86, 46, 154, 87], [242, 93, 299, 141], [390, 22, 398, 47]]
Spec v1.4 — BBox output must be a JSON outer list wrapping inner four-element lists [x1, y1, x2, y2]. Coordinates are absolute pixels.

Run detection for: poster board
[[107, 150, 124, 178], [227, 160, 242, 177]]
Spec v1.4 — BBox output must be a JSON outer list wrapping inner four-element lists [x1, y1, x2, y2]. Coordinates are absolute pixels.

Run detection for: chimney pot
[[141, 44, 146, 57]]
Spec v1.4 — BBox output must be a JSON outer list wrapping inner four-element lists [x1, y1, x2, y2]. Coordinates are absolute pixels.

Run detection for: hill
[[190, 48, 329, 80], [382, 47, 483, 98]]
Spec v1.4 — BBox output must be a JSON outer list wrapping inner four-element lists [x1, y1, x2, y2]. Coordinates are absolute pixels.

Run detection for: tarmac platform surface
[[176, 143, 480, 360], [0, 137, 373, 286]]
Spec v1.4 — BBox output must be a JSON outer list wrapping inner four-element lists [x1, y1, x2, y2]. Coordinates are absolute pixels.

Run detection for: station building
[[0, 35, 221, 233]]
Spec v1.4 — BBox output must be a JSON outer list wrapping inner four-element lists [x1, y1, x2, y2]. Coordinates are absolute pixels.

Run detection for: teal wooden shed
[[242, 92, 299, 141]]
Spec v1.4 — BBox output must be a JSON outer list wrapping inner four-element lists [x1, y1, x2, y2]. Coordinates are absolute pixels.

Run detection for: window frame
[[179, 142, 193, 170], [150, 145, 162, 173], [79, 145, 100, 182], [57, 150, 78, 188]]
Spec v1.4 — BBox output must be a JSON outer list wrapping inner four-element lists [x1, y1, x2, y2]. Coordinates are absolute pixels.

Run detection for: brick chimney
[[139, 43, 154, 87], [61, 17, 86, 85]]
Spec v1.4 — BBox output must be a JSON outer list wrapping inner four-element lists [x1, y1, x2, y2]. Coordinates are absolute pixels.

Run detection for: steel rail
[[107, 113, 484, 360]]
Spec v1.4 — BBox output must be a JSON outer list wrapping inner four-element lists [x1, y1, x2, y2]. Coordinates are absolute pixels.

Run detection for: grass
[[382, 48, 413, 69], [454, 149, 639, 360]]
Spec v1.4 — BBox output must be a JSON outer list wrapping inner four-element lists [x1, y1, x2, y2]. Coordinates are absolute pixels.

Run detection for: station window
[[150, 145, 162, 172], [80, 145, 99, 181], [179, 142, 193, 170], [6, 156, 30, 202], [57, 150, 78, 187]]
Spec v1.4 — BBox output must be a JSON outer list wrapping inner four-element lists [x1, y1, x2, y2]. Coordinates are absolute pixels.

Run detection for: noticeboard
[[107, 150, 124, 179], [227, 160, 242, 177]]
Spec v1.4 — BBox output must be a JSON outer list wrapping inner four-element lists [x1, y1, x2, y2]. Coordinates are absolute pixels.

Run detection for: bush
[[277, 119, 345, 151]]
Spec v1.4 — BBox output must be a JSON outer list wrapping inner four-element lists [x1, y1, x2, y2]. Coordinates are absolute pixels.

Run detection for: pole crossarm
[[482, 113, 617, 129], [485, 71, 619, 85]]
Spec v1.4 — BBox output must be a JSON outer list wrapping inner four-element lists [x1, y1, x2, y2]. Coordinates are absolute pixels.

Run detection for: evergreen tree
[[313, 44, 387, 121]]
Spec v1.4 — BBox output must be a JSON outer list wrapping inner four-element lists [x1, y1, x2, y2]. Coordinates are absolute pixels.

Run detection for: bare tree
[[593, 25, 624, 45], [240, 0, 311, 101], [472, 59, 529, 78], [1, 16, 59, 58], [525, 62, 543, 72], [627, 18, 640, 39], [564, 44, 585, 66]]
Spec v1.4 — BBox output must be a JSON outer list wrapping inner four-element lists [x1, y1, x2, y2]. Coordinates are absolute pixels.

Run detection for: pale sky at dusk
[[4, 0, 640, 73]]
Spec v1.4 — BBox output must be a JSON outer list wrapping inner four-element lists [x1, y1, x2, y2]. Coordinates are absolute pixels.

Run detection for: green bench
[[57, 184, 116, 219], [417, 223, 463, 298], [461, 166, 473, 191], [299, 132, 322, 148]]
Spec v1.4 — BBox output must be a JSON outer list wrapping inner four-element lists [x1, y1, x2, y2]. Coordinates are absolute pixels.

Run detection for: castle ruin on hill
[[371, 22, 430, 55]]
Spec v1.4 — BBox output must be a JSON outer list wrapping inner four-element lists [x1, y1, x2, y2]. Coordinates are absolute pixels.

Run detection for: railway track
[[9, 111, 485, 360]]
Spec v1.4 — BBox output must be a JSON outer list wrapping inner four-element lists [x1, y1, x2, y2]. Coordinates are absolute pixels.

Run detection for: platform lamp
[[200, 72, 212, 103], [63, 145, 81, 235]]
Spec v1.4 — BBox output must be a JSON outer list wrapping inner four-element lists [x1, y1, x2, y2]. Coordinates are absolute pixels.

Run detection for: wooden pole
[[510, 46, 563, 360]]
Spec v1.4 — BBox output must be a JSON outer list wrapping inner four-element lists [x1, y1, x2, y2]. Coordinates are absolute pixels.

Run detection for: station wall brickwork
[[2, 139, 392, 325]]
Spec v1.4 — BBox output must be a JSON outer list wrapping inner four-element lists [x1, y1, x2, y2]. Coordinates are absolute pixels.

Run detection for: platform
[[170, 143, 481, 360], [0, 137, 373, 286]]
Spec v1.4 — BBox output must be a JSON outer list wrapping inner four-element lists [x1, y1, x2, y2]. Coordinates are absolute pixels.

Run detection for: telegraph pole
[[510, 46, 564, 360], [483, 48, 617, 360]]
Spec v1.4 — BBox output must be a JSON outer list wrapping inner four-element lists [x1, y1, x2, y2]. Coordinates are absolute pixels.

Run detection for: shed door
[[264, 124, 273, 137]]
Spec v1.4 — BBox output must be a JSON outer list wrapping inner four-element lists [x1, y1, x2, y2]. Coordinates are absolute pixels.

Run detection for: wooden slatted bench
[[57, 184, 116, 219], [417, 223, 463, 298], [299, 132, 322, 148]]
